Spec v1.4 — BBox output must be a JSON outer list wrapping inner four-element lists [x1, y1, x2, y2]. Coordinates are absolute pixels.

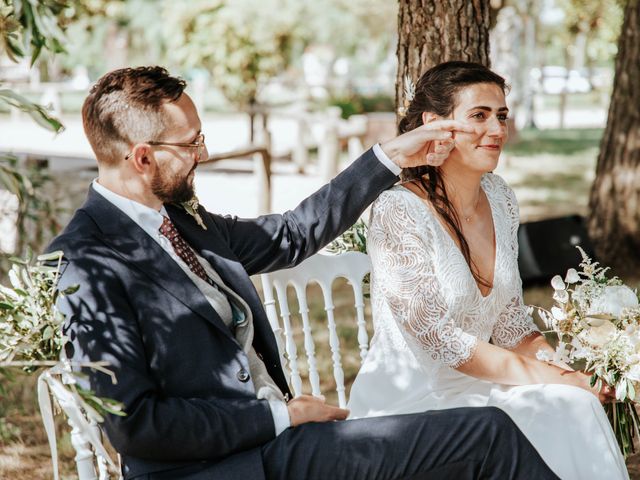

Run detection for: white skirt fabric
[[348, 365, 629, 480]]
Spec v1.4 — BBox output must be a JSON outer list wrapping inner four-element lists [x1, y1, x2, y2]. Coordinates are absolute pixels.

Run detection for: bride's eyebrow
[[466, 106, 509, 113]]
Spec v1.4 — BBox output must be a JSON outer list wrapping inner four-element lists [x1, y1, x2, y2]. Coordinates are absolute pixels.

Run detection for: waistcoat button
[[237, 369, 250, 382]]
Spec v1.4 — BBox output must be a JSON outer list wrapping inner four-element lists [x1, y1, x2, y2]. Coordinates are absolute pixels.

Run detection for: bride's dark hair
[[399, 61, 507, 289]]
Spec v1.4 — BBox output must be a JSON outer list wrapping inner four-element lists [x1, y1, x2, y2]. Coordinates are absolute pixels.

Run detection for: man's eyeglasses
[[124, 133, 206, 160]]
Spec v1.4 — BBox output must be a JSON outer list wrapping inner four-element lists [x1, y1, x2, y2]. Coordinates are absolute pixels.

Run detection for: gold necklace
[[461, 195, 481, 223]]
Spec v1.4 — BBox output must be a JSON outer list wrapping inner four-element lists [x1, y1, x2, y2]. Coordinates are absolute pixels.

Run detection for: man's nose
[[197, 144, 208, 163]]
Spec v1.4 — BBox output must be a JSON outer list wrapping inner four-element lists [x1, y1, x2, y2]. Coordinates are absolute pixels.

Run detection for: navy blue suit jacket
[[47, 148, 398, 479]]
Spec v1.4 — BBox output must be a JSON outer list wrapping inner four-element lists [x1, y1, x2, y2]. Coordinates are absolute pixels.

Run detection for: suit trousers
[[137, 407, 559, 480]]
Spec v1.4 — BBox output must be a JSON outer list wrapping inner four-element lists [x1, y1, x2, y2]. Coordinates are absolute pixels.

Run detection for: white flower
[[553, 289, 569, 304], [553, 342, 571, 364], [628, 354, 640, 365], [570, 337, 593, 360], [579, 319, 617, 347], [588, 285, 639, 317], [551, 306, 566, 320], [536, 349, 552, 362], [551, 275, 566, 291], [179, 195, 207, 231], [564, 268, 580, 284], [537, 310, 553, 328]]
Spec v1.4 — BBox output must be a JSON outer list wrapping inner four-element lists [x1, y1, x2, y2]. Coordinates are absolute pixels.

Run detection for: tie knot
[[159, 216, 179, 240]]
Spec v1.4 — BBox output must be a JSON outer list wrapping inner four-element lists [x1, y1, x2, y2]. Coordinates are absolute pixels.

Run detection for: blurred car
[[530, 66, 592, 94]]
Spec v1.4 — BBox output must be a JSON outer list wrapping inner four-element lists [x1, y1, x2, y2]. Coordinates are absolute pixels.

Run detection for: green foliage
[[0, 88, 64, 132], [326, 219, 368, 254], [163, 0, 304, 106], [0, 251, 125, 419], [0, 251, 71, 366], [0, 156, 62, 273], [0, 0, 71, 66], [0, 1, 66, 267], [541, 0, 623, 67], [326, 219, 369, 296], [330, 93, 395, 119]]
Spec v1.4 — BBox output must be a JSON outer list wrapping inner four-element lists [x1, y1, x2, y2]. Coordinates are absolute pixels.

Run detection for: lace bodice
[[367, 173, 538, 375]]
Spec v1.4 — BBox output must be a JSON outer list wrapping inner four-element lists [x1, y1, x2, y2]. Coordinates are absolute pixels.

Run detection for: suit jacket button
[[237, 369, 250, 383]]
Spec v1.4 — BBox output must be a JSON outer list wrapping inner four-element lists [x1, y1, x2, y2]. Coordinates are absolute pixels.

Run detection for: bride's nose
[[487, 116, 507, 139]]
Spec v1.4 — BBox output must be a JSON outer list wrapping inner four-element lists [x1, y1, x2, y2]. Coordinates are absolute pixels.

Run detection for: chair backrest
[[260, 251, 371, 408], [38, 369, 120, 480]]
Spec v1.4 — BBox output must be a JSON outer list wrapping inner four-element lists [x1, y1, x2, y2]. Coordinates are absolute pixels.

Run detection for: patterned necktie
[[159, 216, 215, 287]]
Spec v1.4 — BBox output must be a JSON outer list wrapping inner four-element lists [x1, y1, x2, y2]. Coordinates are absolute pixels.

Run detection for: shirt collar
[[91, 179, 168, 237]]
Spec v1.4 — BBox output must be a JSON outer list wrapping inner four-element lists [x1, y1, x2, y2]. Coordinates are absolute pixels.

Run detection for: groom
[[48, 66, 557, 480]]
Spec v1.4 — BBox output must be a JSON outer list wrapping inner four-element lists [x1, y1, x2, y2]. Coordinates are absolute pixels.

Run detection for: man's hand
[[380, 120, 477, 169], [286, 394, 349, 427]]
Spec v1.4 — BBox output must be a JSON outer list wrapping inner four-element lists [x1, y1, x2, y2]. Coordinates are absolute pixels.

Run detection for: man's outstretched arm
[[207, 121, 474, 275]]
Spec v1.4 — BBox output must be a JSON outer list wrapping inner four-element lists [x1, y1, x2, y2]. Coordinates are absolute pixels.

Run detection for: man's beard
[[151, 165, 195, 204]]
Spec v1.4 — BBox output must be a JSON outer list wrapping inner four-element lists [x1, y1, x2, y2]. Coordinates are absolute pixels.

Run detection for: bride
[[347, 61, 628, 480]]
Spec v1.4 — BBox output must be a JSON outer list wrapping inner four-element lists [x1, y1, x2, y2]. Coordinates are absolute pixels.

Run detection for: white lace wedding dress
[[347, 174, 628, 480]]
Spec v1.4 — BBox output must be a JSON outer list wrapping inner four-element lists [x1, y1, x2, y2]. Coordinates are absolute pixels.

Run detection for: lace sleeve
[[368, 190, 478, 368], [491, 294, 539, 349], [489, 175, 539, 349]]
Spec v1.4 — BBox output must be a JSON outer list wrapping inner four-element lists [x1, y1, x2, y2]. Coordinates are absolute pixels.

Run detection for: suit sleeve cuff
[[373, 143, 402, 176], [268, 399, 290, 435]]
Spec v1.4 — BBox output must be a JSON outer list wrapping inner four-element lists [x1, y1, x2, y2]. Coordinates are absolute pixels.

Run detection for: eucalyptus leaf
[[42, 326, 53, 340], [62, 284, 80, 295], [37, 251, 65, 262]]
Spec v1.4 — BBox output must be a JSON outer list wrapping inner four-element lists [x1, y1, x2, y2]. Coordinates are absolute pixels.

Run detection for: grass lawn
[[4, 126, 640, 478]]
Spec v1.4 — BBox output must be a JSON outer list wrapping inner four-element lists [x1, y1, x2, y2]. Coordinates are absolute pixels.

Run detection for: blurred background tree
[[588, 0, 640, 271]]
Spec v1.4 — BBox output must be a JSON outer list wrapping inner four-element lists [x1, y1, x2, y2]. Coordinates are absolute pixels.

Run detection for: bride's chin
[[469, 154, 500, 173]]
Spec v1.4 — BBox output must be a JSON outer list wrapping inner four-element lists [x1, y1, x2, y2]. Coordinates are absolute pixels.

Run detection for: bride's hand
[[379, 120, 477, 169], [570, 371, 616, 403]]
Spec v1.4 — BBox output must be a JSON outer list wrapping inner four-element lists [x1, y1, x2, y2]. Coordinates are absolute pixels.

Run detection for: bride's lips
[[477, 144, 501, 150]]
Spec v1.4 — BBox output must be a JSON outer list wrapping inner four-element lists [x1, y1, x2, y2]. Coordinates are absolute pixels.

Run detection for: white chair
[[260, 251, 372, 408], [38, 366, 121, 480]]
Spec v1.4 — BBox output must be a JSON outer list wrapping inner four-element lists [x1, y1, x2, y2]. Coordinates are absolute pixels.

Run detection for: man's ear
[[129, 144, 153, 174], [421, 112, 440, 125]]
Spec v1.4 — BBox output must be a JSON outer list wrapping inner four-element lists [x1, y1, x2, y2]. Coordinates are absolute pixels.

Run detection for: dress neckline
[[398, 175, 499, 300]]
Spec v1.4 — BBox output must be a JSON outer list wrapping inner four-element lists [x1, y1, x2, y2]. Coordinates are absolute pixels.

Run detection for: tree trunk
[[395, 0, 492, 117], [587, 0, 640, 270]]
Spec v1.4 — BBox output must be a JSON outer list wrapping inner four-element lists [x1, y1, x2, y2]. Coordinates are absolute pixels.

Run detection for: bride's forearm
[[511, 333, 573, 371], [457, 341, 586, 389], [510, 332, 551, 359]]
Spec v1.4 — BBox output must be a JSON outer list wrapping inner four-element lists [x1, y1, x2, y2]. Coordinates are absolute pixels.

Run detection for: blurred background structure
[[2, 0, 640, 478]]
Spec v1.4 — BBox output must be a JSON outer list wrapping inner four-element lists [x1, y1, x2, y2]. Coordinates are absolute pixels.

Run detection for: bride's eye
[[497, 113, 509, 122], [470, 112, 486, 121]]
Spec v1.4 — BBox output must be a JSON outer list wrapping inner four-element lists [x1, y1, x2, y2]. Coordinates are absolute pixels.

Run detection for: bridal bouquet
[[535, 247, 640, 457]]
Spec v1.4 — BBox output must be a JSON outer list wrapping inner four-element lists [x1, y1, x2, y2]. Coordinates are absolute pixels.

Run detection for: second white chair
[[260, 251, 371, 408]]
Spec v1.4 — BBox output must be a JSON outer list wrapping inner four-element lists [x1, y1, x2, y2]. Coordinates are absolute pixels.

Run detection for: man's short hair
[[82, 66, 187, 166]]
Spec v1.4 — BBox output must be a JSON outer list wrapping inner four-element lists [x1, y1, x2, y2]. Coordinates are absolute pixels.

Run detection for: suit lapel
[[81, 189, 236, 342], [166, 206, 256, 305]]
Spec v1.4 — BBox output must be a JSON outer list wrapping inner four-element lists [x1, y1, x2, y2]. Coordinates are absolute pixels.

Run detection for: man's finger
[[421, 120, 477, 134], [325, 406, 349, 421]]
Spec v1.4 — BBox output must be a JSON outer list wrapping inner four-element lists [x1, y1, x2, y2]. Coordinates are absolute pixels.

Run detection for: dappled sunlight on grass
[[505, 128, 603, 156], [497, 130, 601, 221]]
